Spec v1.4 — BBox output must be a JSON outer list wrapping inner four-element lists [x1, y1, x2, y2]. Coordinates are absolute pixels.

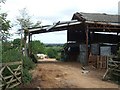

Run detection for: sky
[[1, 0, 120, 43]]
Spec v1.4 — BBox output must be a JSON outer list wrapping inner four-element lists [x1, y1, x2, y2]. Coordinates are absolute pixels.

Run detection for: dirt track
[[21, 59, 119, 88]]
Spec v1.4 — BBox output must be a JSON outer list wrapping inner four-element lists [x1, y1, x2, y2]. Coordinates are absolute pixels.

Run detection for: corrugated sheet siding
[[78, 52, 87, 65], [100, 46, 111, 56], [79, 44, 86, 52], [91, 44, 99, 55], [77, 44, 87, 65]]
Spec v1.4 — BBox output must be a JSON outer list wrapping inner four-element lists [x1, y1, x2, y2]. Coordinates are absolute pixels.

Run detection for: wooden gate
[[103, 56, 120, 81], [0, 61, 22, 89]]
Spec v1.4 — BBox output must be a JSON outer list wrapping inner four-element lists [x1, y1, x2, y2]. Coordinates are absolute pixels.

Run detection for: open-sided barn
[[66, 12, 120, 67], [25, 12, 120, 68]]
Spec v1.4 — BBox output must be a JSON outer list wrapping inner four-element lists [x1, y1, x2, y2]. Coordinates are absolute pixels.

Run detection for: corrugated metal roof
[[73, 12, 119, 23], [28, 20, 82, 34], [20, 12, 120, 34]]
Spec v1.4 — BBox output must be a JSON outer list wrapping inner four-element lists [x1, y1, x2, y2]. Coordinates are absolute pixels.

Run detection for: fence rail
[[0, 61, 22, 89]]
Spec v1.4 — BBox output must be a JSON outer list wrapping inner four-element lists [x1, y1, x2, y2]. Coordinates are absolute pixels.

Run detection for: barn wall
[[66, 23, 119, 66], [89, 43, 118, 68], [77, 44, 87, 65]]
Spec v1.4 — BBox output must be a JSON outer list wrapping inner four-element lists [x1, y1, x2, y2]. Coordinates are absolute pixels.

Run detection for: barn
[[65, 12, 120, 67], [26, 12, 120, 68]]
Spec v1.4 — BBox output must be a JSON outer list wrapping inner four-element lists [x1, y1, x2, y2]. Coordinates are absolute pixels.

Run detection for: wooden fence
[[103, 56, 120, 81], [0, 61, 22, 89], [89, 55, 108, 69]]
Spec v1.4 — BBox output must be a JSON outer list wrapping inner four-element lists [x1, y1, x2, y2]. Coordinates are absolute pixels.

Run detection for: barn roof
[[72, 12, 119, 23], [21, 12, 120, 34]]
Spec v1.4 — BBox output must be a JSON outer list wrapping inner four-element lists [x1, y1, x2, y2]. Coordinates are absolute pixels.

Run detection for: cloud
[[2, 0, 120, 43]]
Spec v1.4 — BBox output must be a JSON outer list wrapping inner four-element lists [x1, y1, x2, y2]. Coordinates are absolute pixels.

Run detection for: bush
[[23, 56, 35, 70], [2, 49, 22, 63], [29, 54, 38, 63], [22, 55, 35, 84], [46, 48, 57, 58], [2, 48, 35, 84], [56, 55, 61, 61], [30, 40, 45, 54], [2, 48, 35, 69], [22, 69, 32, 84]]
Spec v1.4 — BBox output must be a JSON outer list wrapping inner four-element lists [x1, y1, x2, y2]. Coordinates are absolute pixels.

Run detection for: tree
[[12, 38, 21, 49], [30, 40, 45, 54], [16, 8, 41, 56], [0, 0, 11, 63], [0, 1, 11, 41], [46, 48, 57, 58], [2, 41, 12, 52], [16, 8, 41, 35]]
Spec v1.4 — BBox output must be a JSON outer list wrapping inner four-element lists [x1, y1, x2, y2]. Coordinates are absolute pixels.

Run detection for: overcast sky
[[1, 0, 120, 43]]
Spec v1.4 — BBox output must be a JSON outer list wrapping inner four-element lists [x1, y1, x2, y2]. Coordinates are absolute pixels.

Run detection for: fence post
[[21, 59, 23, 84]]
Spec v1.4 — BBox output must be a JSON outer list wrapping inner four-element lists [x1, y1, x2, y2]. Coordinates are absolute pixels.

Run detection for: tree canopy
[[16, 8, 41, 31], [30, 40, 45, 54], [0, 1, 11, 40], [12, 38, 21, 49], [16, 8, 41, 56], [46, 48, 58, 58]]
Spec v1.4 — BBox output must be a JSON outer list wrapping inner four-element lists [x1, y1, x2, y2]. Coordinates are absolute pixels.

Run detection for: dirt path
[[21, 59, 119, 88]]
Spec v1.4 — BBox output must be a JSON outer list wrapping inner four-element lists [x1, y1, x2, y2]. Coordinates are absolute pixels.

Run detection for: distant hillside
[[44, 43, 64, 47]]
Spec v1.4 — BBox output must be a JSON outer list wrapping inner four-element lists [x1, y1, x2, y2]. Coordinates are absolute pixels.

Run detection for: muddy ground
[[20, 59, 119, 89]]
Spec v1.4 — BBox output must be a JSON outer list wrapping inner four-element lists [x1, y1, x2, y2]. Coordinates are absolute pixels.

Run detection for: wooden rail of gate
[[103, 56, 120, 81], [0, 61, 22, 89]]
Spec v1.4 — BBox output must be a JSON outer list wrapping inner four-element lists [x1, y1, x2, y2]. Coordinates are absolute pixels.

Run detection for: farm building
[[65, 12, 120, 67], [27, 12, 120, 68]]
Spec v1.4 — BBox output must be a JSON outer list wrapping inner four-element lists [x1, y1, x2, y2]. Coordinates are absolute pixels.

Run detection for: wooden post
[[117, 32, 119, 43], [28, 33, 30, 56], [28, 33, 32, 56], [30, 34, 32, 54], [86, 24, 89, 65], [20, 29, 23, 54]]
